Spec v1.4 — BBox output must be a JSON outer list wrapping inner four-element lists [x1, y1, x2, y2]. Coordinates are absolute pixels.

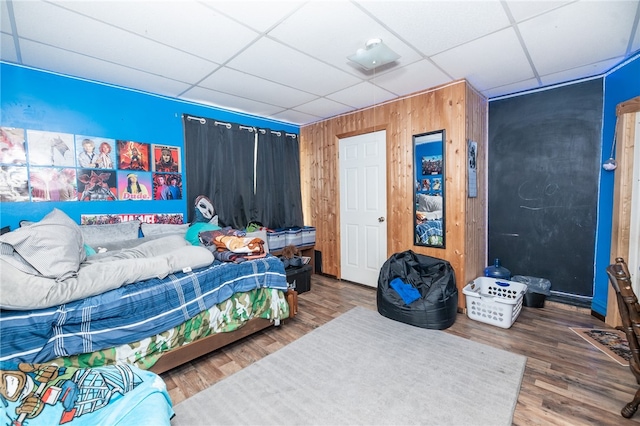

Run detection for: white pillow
[[417, 194, 443, 213], [81, 220, 141, 247], [0, 208, 85, 280], [140, 223, 189, 237]]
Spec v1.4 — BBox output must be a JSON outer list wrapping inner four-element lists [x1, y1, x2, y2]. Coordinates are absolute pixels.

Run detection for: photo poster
[[152, 144, 181, 173], [117, 170, 152, 201], [29, 167, 78, 202], [415, 134, 444, 196], [75, 135, 116, 170], [77, 169, 118, 201], [152, 173, 182, 200], [0, 165, 29, 202], [81, 213, 184, 225], [468, 140, 477, 198], [26, 130, 76, 167], [117, 140, 150, 171], [0, 127, 27, 165]]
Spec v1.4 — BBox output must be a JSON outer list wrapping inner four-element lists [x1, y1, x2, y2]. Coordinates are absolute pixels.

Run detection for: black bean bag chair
[[377, 250, 458, 329]]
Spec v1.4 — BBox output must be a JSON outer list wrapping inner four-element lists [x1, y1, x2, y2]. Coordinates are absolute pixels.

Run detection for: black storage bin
[[523, 292, 546, 308], [512, 275, 551, 309], [377, 250, 458, 330], [286, 264, 312, 294]]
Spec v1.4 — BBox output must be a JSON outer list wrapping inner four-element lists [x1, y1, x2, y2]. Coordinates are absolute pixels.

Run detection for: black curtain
[[184, 117, 255, 229], [183, 115, 303, 230], [255, 130, 303, 228]]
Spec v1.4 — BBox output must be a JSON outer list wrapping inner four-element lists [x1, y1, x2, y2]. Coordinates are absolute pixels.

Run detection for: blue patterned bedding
[[0, 362, 173, 426], [0, 256, 287, 365], [416, 219, 443, 245]]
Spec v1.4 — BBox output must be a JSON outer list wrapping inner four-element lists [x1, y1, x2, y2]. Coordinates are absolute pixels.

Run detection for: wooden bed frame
[[150, 289, 298, 374]]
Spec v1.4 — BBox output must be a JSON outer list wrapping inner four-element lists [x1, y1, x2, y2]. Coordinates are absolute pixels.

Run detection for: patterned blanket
[[48, 288, 289, 371], [0, 362, 173, 426]]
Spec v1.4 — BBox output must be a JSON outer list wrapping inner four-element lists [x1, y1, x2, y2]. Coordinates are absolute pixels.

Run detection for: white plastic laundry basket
[[462, 277, 527, 329]]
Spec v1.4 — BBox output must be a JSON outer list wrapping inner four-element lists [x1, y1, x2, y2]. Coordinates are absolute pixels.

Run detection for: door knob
[[378, 217, 385, 222]]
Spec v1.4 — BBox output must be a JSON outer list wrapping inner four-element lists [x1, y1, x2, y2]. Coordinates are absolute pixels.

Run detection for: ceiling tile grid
[[0, 0, 638, 126]]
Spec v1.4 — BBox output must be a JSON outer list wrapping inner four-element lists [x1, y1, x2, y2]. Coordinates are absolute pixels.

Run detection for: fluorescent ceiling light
[[348, 38, 400, 70]]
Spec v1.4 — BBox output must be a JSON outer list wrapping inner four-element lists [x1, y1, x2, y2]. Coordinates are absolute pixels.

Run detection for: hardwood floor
[[161, 274, 640, 425]]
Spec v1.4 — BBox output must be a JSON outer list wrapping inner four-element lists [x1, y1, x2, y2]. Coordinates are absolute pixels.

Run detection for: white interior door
[[339, 131, 387, 287], [630, 112, 640, 294]]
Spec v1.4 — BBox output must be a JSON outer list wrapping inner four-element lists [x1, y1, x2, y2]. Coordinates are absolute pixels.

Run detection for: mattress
[[0, 255, 287, 364]]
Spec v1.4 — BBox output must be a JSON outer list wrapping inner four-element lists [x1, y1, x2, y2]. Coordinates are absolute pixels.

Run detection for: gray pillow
[[140, 223, 189, 237], [417, 194, 443, 212], [0, 208, 85, 280], [81, 220, 141, 247]]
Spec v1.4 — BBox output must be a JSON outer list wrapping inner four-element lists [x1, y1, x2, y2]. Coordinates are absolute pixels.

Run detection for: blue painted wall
[[592, 54, 640, 315], [0, 62, 298, 230]]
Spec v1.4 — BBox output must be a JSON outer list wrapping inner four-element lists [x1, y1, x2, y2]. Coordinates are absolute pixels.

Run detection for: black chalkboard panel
[[488, 79, 603, 298]]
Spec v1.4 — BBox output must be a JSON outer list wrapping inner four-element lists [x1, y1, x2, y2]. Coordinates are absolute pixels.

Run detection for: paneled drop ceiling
[[1, 0, 639, 126]]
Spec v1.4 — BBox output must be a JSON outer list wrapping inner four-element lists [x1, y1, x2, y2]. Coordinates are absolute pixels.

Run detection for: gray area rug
[[171, 307, 526, 426]]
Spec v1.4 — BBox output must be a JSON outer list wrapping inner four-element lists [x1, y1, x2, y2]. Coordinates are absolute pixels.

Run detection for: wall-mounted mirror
[[413, 130, 445, 248]]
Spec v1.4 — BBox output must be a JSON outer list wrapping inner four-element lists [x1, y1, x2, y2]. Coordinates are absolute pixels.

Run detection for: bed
[[0, 209, 294, 376]]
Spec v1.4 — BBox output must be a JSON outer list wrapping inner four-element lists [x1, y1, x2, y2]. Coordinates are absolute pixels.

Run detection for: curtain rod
[[257, 129, 298, 138], [186, 115, 206, 124], [187, 114, 297, 138]]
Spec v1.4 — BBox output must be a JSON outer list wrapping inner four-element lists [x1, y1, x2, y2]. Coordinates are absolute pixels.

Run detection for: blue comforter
[[0, 256, 287, 365]]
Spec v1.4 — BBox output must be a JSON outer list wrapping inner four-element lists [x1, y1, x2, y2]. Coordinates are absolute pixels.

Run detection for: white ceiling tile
[[1, 0, 12, 34], [359, 0, 510, 55], [19, 38, 192, 97], [294, 97, 355, 118], [1, 33, 18, 62], [505, 0, 573, 22], [12, 0, 216, 83], [432, 27, 533, 91], [483, 77, 541, 99], [372, 60, 452, 96], [199, 67, 317, 108], [632, 19, 640, 54], [269, 109, 320, 126], [226, 37, 361, 95], [540, 57, 622, 87], [519, 1, 638, 76], [206, 0, 306, 33], [269, 1, 421, 75], [181, 86, 287, 118], [53, 0, 259, 64], [327, 82, 397, 109]]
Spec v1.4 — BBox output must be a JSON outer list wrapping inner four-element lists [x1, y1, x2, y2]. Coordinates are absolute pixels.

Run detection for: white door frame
[[338, 130, 388, 287]]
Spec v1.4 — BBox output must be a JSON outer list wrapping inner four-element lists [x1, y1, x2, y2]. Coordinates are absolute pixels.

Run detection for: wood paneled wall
[[300, 80, 487, 308], [607, 96, 640, 327]]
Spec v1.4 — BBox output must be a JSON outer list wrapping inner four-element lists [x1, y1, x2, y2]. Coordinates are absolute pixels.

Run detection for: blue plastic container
[[484, 258, 511, 280]]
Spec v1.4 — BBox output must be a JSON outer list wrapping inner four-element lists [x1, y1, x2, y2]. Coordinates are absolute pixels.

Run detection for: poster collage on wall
[[80, 213, 184, 225], [418, 154, 443, 196], [0, 127, 183, 203]]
